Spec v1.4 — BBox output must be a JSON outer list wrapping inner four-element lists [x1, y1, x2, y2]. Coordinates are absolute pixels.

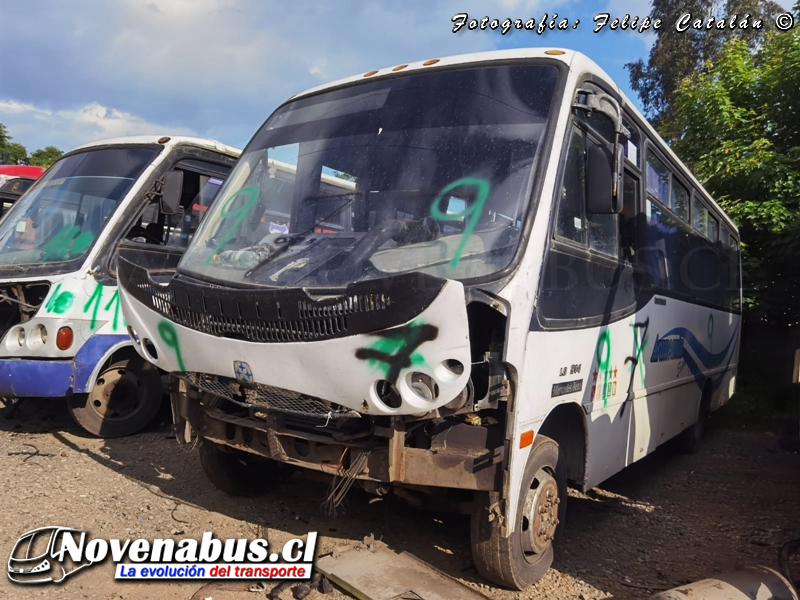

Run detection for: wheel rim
[[521, 467, 560, 558], [87, 367, 145, 421]]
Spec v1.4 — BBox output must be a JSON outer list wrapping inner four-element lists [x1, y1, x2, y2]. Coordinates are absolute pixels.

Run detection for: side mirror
[[586, 143, 621, 214], [159, 170, 183, 215]]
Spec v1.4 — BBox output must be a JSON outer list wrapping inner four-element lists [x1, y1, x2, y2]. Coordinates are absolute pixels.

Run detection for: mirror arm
[[142, 175, 166, 205], [574, 89, 629, 210]]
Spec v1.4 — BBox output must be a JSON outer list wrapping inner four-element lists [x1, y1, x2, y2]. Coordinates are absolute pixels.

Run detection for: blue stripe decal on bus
[[655, 325, 739, 370], [653, 325, 739, 390]]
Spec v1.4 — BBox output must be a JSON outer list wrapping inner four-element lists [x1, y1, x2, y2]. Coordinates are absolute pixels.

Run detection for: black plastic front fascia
[[118, 255, 447, 343]]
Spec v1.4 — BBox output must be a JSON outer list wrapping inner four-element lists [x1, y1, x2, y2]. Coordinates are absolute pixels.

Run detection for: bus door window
[[126, 163, 228, 248], [165, 173, 225, 246], [556, 117, 619, 258]]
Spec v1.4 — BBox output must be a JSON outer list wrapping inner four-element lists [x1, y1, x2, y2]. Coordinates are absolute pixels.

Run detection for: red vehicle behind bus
[[0, 165, 45, 215]]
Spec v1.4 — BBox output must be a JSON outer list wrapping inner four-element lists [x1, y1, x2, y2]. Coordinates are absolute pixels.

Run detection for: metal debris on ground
[[8, 442, 55, 461], [649, 566, 799, 600], [316, 534, 492, 600], [650, 538, 800, 600]]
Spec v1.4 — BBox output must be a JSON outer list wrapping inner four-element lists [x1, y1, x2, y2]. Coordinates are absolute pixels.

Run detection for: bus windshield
[[180, 64, 560, 288], [0, 147, 158, 266]]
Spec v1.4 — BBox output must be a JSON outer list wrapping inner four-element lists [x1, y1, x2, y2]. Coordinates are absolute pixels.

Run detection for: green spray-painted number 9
[[430, 177, 490, 269], [158, 320, 186, 371], [206, 186, 259, 264]]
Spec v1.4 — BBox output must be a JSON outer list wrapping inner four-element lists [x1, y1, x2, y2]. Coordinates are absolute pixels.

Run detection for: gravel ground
[[0, 399, 798, 600]]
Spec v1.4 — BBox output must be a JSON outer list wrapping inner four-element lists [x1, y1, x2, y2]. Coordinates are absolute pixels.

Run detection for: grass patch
[[711, 381, 800, 432]]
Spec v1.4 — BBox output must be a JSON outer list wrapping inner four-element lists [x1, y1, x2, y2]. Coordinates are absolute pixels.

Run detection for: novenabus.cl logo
[[8, 526, 94, 584], [8, 527, 317, 585]]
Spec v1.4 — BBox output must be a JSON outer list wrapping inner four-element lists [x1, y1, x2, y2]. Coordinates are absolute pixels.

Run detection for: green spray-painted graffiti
[[44, 283, 75, 315], [158, 320, 186, 371], [206, 186, 259, 264], [83, 284, 124, 331], [594, 329, 614, 408], [40, 224, 95, 261], [103, 290, 123, 332], [354, 321, 439, 384], [430, 178, 490, 269], [630, 319, 649, 389], [83, 284, 104, 329], [44, 282, 125, 332]]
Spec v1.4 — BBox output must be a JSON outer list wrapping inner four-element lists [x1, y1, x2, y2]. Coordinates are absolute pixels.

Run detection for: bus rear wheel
[[674, 385, 712, 454], [470, 434, 567, 590], [198, 439, 290, 497], [67, 357, 162, 438]]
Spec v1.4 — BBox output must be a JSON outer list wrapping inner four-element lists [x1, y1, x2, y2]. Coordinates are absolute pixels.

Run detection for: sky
[[0, 0, 793, 154]]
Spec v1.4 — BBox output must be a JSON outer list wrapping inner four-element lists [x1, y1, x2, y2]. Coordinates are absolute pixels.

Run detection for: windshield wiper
[[243, 195, 357, 279]]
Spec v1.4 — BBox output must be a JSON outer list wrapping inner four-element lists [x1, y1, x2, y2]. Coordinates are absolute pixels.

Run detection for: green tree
[[670, 28, 800, 322], [29, 146, 63, 169], [5, 142, 27, 165], [0, 123, 10, 148], [626, 0, 784, 132], [332, 170, 358, 182]]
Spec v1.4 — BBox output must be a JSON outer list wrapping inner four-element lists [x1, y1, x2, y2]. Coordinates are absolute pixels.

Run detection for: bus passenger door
[[537, 106, 639, 488], [622, 168, 664, 464]]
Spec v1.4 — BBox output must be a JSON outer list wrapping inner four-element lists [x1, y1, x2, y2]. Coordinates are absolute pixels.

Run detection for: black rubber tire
[[674, 393, 710, 454], [198, 439, 288, 497], [470, 434, 567, 590], [67, 357, 163, 438]]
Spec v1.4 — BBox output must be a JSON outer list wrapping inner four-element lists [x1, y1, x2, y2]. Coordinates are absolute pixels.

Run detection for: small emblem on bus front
[[233, 361, 253, 385]]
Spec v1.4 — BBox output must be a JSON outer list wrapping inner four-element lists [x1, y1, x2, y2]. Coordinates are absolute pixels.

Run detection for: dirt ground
[[0, 398, 798, 600]]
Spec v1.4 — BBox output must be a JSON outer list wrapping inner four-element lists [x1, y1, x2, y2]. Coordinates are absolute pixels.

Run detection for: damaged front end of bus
[[118, 60, 562, 505]]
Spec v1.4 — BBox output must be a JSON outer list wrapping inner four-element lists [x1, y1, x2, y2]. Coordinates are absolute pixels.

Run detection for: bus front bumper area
[[0, 334, 129, 398], [171, 377, 505, 493], [0, 359, 76, 397]]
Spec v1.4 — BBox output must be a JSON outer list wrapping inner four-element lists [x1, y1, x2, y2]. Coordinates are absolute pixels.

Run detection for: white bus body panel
[[120, 280, 473, 416]]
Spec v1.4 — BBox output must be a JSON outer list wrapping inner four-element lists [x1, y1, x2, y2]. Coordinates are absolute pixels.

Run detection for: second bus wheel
[[67, 357, 163, 438], [198, 439, 291, 497], [471, 434, 567, 590]]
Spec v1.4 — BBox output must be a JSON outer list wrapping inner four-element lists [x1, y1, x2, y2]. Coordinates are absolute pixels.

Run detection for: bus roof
[[288, 48, 737, 233], [0, 165, 45, 179], [70, 135, 242, 159]]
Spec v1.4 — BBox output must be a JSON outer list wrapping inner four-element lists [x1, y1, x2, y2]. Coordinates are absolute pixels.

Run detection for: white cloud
[[0, 100, 50, 116], [0, 0, 575, 151], [0, 100, 195, 151]]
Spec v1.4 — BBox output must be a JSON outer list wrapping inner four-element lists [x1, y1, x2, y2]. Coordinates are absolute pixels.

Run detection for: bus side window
[[556, 127, 586, 245], [620, 171, 639, 262]]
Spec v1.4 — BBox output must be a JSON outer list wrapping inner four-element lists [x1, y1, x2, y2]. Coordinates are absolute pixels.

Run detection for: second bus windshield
[[0, 147, 158, 267]]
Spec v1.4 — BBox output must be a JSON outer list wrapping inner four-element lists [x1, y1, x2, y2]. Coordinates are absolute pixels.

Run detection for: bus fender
[[72, 335, 135, 394]]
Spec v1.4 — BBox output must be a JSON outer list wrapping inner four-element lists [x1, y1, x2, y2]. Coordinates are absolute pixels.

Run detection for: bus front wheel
[[470, 434, 567, 590], [198, 439, 291, 497], [67, 357, 163, 438]]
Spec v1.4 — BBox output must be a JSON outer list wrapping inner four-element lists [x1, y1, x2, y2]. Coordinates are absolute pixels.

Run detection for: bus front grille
[[179, 372, 361, 420]]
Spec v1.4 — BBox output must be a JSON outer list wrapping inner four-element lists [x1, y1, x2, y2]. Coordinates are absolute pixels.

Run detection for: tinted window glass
[[693, 200, 716, 240], [671, 180, 689, 221], [646, 152, 670, 206], [642, 199, 684, 291], [0, 147, 157, 266], [180, 64, 559, 287], [556, 128, 586, 244]]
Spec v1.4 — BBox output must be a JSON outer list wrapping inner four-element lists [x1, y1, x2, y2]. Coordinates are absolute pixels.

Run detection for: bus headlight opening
[[26, 324, 47, 350]]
